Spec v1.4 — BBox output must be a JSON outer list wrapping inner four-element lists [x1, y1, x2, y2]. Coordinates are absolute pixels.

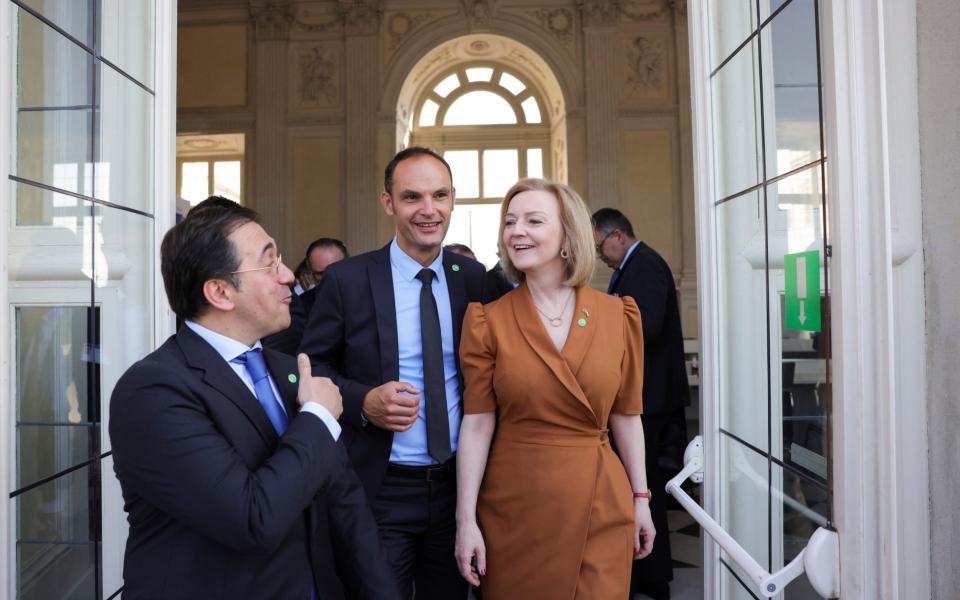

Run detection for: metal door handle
[[664, 436, 840, 598]]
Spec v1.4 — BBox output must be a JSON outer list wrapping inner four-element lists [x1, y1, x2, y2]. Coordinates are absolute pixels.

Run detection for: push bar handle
[[664, 436, 840, 598]]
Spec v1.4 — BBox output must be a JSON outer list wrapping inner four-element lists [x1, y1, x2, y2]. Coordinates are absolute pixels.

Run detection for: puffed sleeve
[[460, 302, 498, 414], [612, 296, 645, 415]]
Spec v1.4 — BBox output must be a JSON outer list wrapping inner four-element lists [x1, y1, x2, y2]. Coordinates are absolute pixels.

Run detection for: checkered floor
[[634, 507, 704, 600]]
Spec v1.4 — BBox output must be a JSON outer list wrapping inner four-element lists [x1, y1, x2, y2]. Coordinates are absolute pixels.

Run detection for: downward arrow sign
[[798, 299, 807, 325]]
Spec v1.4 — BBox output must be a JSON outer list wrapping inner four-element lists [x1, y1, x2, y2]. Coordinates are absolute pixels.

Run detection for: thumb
[[476, 545, 487, 577], [297, 353, 313, 383]]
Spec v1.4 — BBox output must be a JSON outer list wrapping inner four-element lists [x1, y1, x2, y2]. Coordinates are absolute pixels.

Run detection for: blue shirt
[[389, 238, 461, 465], [184, 321, 341, 440], [619, 240, 641, 270]]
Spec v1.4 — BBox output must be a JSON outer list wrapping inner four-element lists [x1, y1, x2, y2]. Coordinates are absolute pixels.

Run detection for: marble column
[[342, 1, 382, 253], [251, 1, 290, 252], [579, 0, 622, 209]]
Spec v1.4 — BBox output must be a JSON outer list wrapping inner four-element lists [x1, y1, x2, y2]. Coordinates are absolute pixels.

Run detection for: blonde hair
[[498, 178, 596, 287]]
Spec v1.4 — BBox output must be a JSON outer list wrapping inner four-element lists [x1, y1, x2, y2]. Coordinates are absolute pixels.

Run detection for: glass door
[[695, 1, 835, 597]]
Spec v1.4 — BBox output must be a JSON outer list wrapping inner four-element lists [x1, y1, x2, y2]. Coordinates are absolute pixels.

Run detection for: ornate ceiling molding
[[339, 0, 381, 36], [250, 0, 292, 40], [577, 0, 620, 28]]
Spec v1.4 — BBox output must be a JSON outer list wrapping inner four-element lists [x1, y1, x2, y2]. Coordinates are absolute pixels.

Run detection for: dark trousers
[[371, 462, 467, 600], [626, 412, 675, 598]]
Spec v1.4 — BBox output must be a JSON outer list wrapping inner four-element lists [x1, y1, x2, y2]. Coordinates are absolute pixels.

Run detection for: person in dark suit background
[[593, 208, 690, 600], [265, 238, 349, 355], [484, 259, 515, 302], [301, 147, 485, 599], [109, 197, 398, 600]]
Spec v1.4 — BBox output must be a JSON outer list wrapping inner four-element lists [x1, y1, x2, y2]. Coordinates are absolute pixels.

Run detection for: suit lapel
[[176, 327, 278, 447], [511, 283, 597, 423], [561, 286, 599, 379], [369, 245, 401, 382], [443, 253, 467, 362]]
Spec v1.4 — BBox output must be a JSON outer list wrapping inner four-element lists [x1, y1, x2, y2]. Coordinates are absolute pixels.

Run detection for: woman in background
[[455, 179, 656, 599]]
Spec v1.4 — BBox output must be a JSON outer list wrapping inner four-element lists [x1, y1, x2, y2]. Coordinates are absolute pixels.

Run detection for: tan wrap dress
[[460, 283, 645, 599]]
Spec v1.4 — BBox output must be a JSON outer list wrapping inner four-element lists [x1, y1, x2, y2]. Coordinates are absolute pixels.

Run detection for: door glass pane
[[720, 436, 770, 576], [19, 0, 95, 47], [712, 38, 762, 200], [482, 149, 519, 199], [444, 150, 479, 198], [774, 464, 831, 599], [93, 207, 154, 440], [17, 466, 98, 600], [720, 561, 759, 600], [100, 0, 155, 87], [765, 0, 822, 177], [15, 10, 94, 197], [767, 165, 827, 468], [16, 306, 98, 487], [708, 0, 757, 69], [98, 62, 155, 213], [717, 192, 768, 451]]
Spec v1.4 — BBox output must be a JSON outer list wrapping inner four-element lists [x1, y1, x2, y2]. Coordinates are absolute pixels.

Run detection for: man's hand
[[362, 382, 420, 431], [296, 354, 343, 419]]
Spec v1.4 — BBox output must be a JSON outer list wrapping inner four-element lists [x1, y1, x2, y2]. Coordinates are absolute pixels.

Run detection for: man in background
[[593, 207, 690, 600]]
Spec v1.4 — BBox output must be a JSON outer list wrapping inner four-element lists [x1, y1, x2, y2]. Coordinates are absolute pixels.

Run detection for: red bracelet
[[633, 490, 652, 500]]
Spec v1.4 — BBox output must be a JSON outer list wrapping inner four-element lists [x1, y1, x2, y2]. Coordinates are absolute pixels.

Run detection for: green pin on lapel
[[288, 374, 297, 383], [452, 264, 460, 272], [577, 318, 587, 327]]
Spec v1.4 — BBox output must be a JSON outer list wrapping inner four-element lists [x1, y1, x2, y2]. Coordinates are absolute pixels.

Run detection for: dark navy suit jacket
[[299, 244, 486, 501], [109, 325, 399, 599]]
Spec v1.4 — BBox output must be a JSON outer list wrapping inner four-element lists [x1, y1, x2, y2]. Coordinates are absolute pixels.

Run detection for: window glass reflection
[[712, 39, 762, 200], [444, 91, 517, 125], [766, 0, 822, 176], [482, 149, 519, 198], [19, 0, 95, 48], [445, 204, 502, 269], [443, 150, 480, 198], [433, 73, 460, 97]]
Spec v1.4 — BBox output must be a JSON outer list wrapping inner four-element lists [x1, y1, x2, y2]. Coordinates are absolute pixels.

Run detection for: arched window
[[411, 65, 550, 267]]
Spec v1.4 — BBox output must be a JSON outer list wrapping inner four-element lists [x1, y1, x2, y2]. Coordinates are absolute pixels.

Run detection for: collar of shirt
[[389, 237, 446, 285], [618, 240, 641, 271], [184, 320, 262, 363]]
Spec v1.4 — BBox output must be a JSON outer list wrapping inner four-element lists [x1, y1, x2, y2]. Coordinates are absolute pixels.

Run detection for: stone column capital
[[577, 0, 620, 28], [339, 0, 381, 36], [250, 1, 292, 41]]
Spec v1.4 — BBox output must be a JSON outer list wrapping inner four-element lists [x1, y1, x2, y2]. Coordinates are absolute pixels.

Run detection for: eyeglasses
[[595, 231, 616, 254], [230, 254, 282, 275]]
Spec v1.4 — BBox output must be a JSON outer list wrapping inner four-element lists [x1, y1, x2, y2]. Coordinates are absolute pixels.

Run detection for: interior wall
[[917, 0, 960, 597], [176, 0, 697, 335]]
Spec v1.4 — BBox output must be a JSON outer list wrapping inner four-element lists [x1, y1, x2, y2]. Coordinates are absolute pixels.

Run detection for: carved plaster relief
[[462, 0, 495, 29], [339, 0, 381, 36], [622, 34, 668, 101], [290, 43, 341, 110], [250, 1, 292, 40], [526, 7, 576, 45], [289, 3, 342, 34], [619, 0, 670, 22], [578, 0, 619, 27]]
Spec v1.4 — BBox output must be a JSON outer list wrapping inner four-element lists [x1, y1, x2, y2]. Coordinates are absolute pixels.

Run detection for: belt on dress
[[386, 457, 456, 482]]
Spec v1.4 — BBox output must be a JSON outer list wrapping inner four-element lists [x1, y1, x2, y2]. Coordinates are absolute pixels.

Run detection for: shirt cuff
[[299, 403, 342, 441]]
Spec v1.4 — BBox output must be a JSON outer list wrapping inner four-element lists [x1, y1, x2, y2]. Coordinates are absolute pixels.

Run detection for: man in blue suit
[[301, 147, 486, 599], [110, 198, 398, 599]]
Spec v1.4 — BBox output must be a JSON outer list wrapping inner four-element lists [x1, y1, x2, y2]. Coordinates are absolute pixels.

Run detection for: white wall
[[917, 1, 960, 598]]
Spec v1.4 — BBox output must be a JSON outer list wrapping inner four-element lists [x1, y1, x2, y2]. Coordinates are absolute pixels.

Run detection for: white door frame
[[687, 0, 930, 598]]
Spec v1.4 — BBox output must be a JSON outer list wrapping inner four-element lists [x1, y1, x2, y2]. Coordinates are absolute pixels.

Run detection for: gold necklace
[[533, 289, 575, 327]]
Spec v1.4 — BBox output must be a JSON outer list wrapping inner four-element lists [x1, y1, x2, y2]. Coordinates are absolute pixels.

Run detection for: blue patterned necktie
[[233, 349, 288, 435]]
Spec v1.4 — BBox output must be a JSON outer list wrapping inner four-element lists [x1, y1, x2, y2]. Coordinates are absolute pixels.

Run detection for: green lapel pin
[[288, 374, 297, 383], [577, 318, 587, 327], [452, 264, 460, 272]]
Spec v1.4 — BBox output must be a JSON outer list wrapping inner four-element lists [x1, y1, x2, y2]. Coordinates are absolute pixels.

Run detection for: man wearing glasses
[[109, 196, 398, 599], [592, 207, 690, 600]]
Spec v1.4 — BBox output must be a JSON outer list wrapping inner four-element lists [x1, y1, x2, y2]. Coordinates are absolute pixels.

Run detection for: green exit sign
[[784, 250, 821, 332]]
